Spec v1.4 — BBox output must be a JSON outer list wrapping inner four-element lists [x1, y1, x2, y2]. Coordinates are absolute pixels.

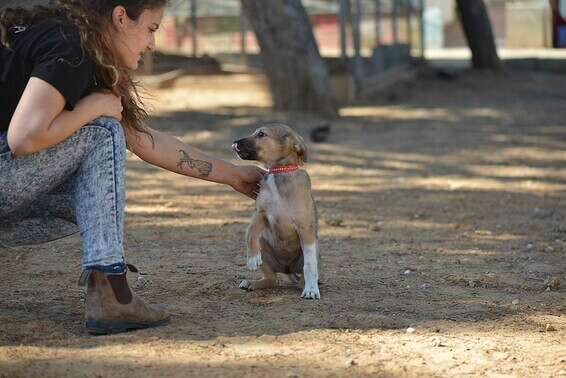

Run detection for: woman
[[0, 0, 264, 334]]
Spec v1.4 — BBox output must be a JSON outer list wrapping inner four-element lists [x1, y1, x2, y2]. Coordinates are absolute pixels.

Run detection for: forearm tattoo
[[176, 149, 212, 177]]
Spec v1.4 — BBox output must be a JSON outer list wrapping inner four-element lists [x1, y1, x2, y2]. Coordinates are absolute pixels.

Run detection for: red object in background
[[551, 0, 566, 47]]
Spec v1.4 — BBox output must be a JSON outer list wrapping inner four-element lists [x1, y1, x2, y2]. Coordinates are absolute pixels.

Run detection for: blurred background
[[2, 0, 565, 109]]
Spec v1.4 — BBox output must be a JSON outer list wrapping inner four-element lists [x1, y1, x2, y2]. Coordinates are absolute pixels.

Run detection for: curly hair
[[0, 0, 168, 137]]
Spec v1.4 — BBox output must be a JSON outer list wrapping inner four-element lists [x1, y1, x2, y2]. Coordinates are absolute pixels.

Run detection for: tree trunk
[[240, 0, 337, 117], [456, 0, 500, 70]]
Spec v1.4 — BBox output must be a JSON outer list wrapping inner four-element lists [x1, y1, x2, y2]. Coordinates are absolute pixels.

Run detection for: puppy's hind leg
[[239, 263, 276, 291]]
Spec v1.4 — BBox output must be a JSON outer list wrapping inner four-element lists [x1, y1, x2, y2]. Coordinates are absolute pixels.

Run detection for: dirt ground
[[1, 68, 566, 377]]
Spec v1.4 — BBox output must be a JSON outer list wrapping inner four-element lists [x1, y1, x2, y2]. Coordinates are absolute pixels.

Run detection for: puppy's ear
[[292, 133, 308, 165]]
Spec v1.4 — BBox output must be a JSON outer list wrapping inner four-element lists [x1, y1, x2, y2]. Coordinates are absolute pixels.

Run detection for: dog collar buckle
[[268, 165, 299, 174]]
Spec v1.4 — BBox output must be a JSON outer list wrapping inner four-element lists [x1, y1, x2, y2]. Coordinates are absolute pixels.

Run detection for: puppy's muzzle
[[232, 138, 258, 161]]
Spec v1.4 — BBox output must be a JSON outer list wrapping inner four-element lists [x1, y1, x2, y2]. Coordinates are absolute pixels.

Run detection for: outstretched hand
[[230, 165, 265, 199]]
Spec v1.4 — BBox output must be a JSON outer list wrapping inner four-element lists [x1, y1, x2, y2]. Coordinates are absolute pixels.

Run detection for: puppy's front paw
[[301, 284, 320, 300], [247, 254, 262, 270], [239, 280, 254, 291]]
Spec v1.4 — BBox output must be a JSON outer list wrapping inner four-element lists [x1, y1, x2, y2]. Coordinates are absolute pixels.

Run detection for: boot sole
[[86, 317, 170, 335]]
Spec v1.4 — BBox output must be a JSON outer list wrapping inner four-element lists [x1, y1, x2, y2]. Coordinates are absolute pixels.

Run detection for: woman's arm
[[7, 77, 122, 156], [126, 127, 264, 199]]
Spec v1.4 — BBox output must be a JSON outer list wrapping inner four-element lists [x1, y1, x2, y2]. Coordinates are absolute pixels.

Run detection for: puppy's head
[[232, 124, 308, 166]]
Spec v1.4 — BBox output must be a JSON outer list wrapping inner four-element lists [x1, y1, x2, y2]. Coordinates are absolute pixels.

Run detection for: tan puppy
[[232, 124, 320, 299]]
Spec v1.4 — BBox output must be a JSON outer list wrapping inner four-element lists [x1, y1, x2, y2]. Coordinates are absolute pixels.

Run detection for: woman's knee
[[84, 117, 126, 149]]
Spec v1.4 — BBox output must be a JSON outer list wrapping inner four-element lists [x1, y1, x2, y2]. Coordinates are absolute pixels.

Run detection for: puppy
[[232, 124, 320, 299]]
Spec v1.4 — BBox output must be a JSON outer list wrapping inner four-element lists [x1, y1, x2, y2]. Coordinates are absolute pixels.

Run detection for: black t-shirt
[[0, 18, 96, 132]]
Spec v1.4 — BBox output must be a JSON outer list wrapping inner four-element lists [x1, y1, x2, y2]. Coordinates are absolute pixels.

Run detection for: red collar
[[267, 165, 300, 174]]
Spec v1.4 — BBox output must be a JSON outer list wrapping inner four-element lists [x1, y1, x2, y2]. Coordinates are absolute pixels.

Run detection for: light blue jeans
[[0, 117, 127, 274]]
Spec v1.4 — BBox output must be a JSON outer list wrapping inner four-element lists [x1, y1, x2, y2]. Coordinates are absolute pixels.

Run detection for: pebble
[[325, 217, 344, 227], [403, 269, 412, 275], [406, 327, 416, 334], [511, 299, 520, 305], [135, 275, 152, 289], [545, 324, 556, 332], [544, 277, 560, 291], [431, 338, 444, 347]]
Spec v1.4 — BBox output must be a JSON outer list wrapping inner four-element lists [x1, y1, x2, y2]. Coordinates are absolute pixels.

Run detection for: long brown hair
[[0, 0, 168, 136]]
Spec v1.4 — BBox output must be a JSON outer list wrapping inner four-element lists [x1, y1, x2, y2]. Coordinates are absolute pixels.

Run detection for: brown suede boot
[[79, 266, 170, 335]]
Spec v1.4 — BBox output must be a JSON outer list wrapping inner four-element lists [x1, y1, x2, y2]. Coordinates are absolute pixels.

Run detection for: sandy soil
[[1, 69, 565, 377]]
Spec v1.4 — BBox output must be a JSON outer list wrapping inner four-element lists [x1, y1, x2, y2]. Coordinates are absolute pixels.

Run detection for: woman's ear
[[111, 5, 128, 28]]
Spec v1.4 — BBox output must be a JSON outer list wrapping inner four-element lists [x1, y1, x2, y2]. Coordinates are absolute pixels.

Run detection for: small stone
[[135, 275, 152, 289], [349, 360, 358, 366], [544, 246, 555, 253], [371, 225, 382, 231], [511, 299, 520, 305], [544, 277, 560, 291], [431, 338, 445, 347], [545, 324, 556, 332], [403, 269, 412, 275], [325, 217, 344, 227], [419, 283, 430, 289], [406, 327, 415, 334], [526, 243, 534, 250]]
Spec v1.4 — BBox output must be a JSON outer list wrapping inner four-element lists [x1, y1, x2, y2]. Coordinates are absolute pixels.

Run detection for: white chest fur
[[257, 175, 281, 212]]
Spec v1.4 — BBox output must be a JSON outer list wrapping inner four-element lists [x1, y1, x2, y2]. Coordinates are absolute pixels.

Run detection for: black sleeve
[[30, 26, 94, 110]]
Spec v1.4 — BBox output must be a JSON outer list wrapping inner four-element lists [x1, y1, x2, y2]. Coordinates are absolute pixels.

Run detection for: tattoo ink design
[[176, 149, 213, 177]]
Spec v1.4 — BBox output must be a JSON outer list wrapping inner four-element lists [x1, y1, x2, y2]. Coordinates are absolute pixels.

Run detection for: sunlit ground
[[1, 69, 566, 377]]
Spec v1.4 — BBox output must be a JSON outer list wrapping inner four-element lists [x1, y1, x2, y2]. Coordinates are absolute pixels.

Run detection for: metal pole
[[419, 0, 425, 59], [406, 0, 413, 50], [374, 0, 381, 46], [374, 0, 384, 72], [239, 3, 247, 66], [352, 0, 363, 96], [392, 0, 399, 47], [190, 0, 197, 57], [339, 0, 349, 60]]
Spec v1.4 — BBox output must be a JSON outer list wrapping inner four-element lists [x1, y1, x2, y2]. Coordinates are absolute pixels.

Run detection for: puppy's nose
[[232, 142, 240, 152]]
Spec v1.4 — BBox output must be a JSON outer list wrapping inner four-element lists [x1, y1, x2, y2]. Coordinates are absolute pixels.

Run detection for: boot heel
[[86, 317, 170, 335]]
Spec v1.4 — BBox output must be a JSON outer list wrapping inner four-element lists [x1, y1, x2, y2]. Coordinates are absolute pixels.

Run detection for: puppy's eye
[[257, 131, 266, 138]]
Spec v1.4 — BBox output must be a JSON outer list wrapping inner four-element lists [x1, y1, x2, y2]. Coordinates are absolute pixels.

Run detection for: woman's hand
[[230, 165, 265, 199], [78, 91, 123, 121]]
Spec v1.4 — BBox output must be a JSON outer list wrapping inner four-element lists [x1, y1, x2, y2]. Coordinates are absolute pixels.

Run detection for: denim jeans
[[0, 117, 127, 273]]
